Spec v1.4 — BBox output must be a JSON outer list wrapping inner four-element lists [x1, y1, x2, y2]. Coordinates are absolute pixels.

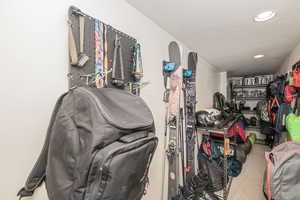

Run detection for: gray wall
[[0, 0, 222, 199]]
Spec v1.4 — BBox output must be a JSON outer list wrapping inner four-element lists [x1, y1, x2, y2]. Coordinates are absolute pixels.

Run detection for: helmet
[[196, 109, 222, 127], [196, 111, 210, 127]]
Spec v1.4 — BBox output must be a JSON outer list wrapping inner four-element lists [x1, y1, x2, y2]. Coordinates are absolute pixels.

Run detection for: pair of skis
[[162, 41, 198, 200]]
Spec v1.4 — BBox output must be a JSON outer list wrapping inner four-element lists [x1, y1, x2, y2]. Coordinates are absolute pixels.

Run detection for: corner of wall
[[219, 72, 228, 99], [277, 41, 300, 74]]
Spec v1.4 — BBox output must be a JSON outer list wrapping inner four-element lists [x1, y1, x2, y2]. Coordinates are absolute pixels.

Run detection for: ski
[[162, 41, 182, 200], [182, 52, 198, 198]]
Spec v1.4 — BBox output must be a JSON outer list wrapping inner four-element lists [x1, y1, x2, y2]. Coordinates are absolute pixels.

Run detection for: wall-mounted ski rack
[[68, 6, 142, 94]]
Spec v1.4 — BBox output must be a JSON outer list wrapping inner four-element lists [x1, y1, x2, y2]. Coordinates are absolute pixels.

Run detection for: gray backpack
[[263, 141, 300, 200], [18, 87, 158, 200]]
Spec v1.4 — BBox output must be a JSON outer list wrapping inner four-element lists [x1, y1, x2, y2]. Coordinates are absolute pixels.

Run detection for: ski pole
[[179, 108, 186, 186]]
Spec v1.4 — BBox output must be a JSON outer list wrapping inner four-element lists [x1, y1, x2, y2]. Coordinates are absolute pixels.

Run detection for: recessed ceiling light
[[254, 11, 276, 22], [254, 54, 265, 59]]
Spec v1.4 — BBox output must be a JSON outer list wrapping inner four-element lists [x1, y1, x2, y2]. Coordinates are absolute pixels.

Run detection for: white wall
[[277, 41, 300, 74], [219, 72, 228, 99], [196, 59, 222, 110], [0, 0, 221, 199]]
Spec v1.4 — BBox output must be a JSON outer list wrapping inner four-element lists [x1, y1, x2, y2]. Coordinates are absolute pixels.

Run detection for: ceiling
[[127, 0, 300, 76]]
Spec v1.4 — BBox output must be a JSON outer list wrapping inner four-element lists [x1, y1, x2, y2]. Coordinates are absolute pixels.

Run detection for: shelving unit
[[233, 84, 268, 89], [229, 75, 273, 141], [236, 96, 266, 101], [197, 116, 241, 200], [241, 110, 257, 114], [246, 126, 261, 131]]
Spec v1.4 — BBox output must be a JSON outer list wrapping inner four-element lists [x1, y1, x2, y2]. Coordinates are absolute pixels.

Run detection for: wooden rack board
[[68, 6, 137, 91]]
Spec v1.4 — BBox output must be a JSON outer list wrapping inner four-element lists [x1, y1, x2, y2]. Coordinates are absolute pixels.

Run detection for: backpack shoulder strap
[[17, 92, 68, 199]]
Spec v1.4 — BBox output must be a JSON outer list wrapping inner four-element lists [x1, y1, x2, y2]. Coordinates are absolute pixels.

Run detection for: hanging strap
[[95, 20, 104, 88], [68, 22, 78, 65], [79, 16, 85, 54], [77, 15, 89, 67], [17, 93, 68, 199], [103, 25, 109, 87], [111, 35, 125, 87]]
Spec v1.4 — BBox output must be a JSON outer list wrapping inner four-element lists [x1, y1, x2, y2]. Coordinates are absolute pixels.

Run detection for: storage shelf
[[241, 110, 257, 115], [236, 97, 266, 101], [246, 126, 261, 131], [233, 84, 268, 89]]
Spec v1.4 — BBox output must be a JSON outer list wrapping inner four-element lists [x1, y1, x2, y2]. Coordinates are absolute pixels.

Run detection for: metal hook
[[80, 74, 94, 85], [137, 81, 150, 89], [130, 81, 150, 92], [85, 69, 113, 86]]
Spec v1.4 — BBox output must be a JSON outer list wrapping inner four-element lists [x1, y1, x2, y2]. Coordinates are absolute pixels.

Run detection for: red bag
[[228, 123, 247, 142], [293, 68, 300, 87], [284, 85, 296, 104], [212, 122, 246, 142]]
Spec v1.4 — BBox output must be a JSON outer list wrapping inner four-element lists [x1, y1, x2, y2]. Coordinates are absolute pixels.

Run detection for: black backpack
[[213, 92, 225, 111], [18, 87, 158, 200]]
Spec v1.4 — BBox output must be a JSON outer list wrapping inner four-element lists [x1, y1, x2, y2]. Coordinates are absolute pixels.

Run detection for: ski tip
[[168, 41, 181, 66]]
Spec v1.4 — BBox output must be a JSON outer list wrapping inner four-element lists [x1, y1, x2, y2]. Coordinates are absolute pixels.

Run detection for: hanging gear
[[95, 20, 104, 88], [103, 25, 109, 87], [257, 100, 271, 122], [274, 103, 292, 133], [133, 43, 143, 82], [293, 61, 300, 88], [132, 43, 143, 95], [284, 85, 296, 104], [111, 35, 125, 88], [68, 21, 78, 65], [69, 9, 89, 68], [213, 92, 226, 111], [77, 15, 89, 67]]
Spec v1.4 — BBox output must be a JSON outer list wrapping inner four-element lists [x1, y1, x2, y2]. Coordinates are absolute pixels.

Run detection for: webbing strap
[[68, 22, 78, 65], [79, 16, 85, 54], [95, 20, 104, 88], [103, 25, 109, 86], [112, 35, 124, 81], [73, 11, 89, 67]]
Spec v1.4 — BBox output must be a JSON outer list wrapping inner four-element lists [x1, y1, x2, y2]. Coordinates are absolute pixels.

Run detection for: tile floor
[[227, 144, 270, 200]]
